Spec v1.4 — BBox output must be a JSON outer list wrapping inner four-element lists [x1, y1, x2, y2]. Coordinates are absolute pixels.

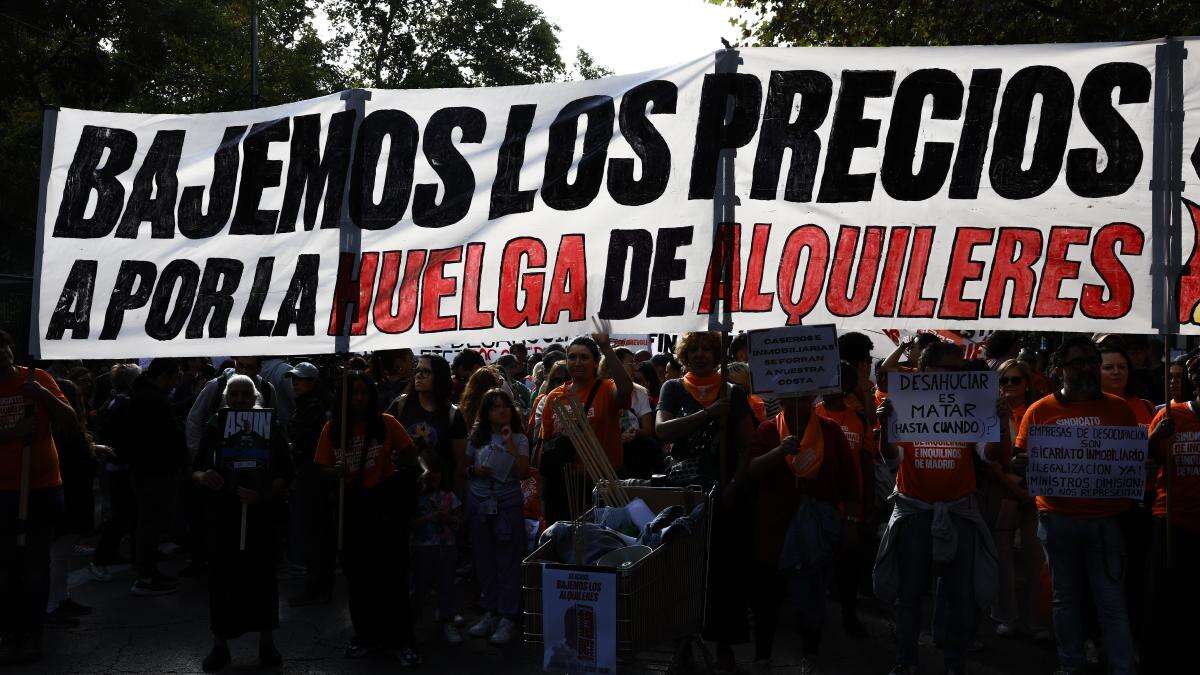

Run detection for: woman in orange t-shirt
[[538, 331, 632, 524], [1099, 345, 1155, 426], [314, 370, 419, 664], [1145, 358, 1200, 671]]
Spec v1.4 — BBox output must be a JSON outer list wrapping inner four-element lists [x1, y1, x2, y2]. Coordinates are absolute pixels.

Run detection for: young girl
[[411, 451, 463, 644], [464, 389, 530, 644]]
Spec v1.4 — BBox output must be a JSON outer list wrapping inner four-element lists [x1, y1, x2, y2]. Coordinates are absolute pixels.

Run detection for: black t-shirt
[[390, 396, 467, 473], [657, 379, 752, 482]]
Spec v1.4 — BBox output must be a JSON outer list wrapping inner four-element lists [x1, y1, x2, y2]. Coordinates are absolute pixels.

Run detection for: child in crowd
[[410, 452, 464, 644]]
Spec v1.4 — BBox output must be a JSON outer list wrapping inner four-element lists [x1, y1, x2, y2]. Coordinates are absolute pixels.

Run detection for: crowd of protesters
[[0, 324, 1196, 675]]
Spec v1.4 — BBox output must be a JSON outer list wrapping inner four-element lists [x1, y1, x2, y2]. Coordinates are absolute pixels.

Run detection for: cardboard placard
[[218, 408, 272, 487], [888, 371, 1001, 443], [1026, 424, 1147, 499], [747, 324, 841, 397], [542, 566, 616, 674]]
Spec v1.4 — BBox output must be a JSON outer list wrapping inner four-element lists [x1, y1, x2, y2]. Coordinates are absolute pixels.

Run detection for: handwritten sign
[[888, 371, 1000, 443], [1026, 424, 1147, 499], [747, 325, 840, 397], [542, 566, 616, 674]]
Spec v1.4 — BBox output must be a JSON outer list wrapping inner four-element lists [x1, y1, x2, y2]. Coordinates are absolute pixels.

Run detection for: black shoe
[[131, 577, 178, 597], [58, 599, 93, 617], [202, 643, 231, 672], [345, 639, 374, 659], [45, 607, 81, 628], [179, 561, 208, 578], [259, 642, 282, 667], [843, 615, 869, 638]]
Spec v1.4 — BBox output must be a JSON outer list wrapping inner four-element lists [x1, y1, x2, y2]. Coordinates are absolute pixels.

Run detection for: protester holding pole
[[0, 330, 77, 667], [1142, 356, 1200, 673], [313, 370, 419, 664], [655, 331, 757, 674], [192, 375, 293, 672], [874, 340, 1007, 675], [1015, 335, 1139, 675]]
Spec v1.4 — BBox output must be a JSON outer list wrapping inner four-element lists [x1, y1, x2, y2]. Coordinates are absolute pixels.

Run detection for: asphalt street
[[8, 551, 1062, 675]]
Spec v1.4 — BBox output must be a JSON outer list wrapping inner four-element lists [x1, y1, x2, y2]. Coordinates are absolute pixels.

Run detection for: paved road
[[16, 555, 1059, 674]]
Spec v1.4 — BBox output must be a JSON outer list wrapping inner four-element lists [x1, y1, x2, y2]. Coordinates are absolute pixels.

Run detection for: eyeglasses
[[999, 376, 1025, 386]]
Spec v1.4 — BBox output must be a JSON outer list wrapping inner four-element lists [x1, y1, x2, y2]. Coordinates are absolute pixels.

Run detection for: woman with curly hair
[[460, 366, 505, 431], [655, 331, 758, 672]]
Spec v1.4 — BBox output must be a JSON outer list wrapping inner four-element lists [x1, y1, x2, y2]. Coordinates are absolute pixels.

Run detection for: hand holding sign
[[236, 487, 261, 505]]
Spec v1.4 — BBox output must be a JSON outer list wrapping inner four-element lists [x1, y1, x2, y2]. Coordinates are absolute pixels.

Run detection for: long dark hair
[[332, 370, 385, 444], [469, 388, 525, 448], [636, 361, 660, 396], [400, 354, 453, 416]]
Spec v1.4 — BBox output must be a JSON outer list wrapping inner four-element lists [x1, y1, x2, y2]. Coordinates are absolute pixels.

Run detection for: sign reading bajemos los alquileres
[[35, 43, 1170, 358]]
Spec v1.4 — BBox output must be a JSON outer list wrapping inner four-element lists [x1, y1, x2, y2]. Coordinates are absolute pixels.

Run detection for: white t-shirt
[[630, 383, 654, 419]]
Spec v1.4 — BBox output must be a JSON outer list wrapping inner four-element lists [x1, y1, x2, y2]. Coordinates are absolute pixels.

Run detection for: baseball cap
[[285, 362, 320, 380]]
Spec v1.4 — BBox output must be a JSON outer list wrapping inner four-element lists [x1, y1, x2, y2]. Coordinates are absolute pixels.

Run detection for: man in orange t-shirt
[[875, 341, 1008, 675], [0, 330, 79, 665], [1014, 335, 1136, 675]]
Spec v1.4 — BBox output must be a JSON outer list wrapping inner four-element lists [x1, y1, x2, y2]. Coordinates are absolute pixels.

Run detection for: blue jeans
[[467, 490, 525, 618], [1037, 511, 1133, 674], [893, 510, 977, 669]]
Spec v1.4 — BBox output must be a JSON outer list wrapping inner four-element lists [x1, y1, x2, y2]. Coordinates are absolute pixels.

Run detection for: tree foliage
[[0, 0, 566, 273], [725, 0, 1200, 47], [573, 48, 614, 81]]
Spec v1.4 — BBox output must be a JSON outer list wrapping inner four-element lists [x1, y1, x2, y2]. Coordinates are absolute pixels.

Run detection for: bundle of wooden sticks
[[550, 396, 629, 508]]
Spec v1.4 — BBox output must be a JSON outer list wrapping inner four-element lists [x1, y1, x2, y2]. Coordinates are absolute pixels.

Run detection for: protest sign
[[1026, 424, 1147, 499], [542, 566, 616, 675], [34, 41, 1182, 358], [219, 408, 273, 550], [747, 324, 840, 397], [888, 371, 1001, 443]]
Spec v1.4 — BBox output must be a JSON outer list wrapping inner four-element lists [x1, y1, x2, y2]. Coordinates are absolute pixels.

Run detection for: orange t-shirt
[[541, 379, 628, 470], [1115, 393, 1155, 427], [1016, 392, 1139, 518], [315, 414, 412, 488], [0, 367, 68, 491], [894, 440, 977, 503], [1150, 403, 1200, 533], [816, 401, 873, 480]]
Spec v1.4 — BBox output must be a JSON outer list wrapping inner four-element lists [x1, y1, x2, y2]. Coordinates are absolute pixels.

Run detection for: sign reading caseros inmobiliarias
[[34, 42, 1165, 358]]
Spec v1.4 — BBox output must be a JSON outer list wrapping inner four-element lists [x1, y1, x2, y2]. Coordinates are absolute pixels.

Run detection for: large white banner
[[34, 42, 1173, 358]]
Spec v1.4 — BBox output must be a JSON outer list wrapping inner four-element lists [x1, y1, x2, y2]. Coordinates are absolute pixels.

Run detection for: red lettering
[[699, 223, 741, 314], [373, 249, 425, 334], [1080, 222, 1142, 319], [498, 238, 546, 328], [420, 247, 462, 333], [981, 228, 1042, 318], [873, 227, 910, 317], [1033, 226, 1089, 318], [826, 225, 884, 317], [898, 226, 937, 318], [1179, 199, 1200, 324], [460, 242, 494, 329], [543, 235, 586, 325], [741, 223, 773, 311], [327, 252, 377, 336], [938, 227, 993, 319], [776, 225, 829, 325]]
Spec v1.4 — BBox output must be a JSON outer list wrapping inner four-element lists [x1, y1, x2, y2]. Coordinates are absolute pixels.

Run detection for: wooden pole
[[16, 367, 35, 548], [337, 370, 348, 552]]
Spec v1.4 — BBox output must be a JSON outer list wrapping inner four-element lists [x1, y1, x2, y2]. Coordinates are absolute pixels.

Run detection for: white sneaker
[[87, 563, 112, 582], [468, 612, 497, 638], [443, 622, 464, 645], [489, 617, 516, 644]]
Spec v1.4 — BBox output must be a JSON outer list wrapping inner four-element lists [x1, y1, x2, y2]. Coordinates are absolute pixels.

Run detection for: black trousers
[[95, 469, 136, 566], [1143, 518, 1200, 674], [341, 474, 416, 648]]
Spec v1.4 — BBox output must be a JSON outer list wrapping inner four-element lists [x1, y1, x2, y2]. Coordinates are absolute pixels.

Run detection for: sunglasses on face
[[999, 376, 1025, 386]]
